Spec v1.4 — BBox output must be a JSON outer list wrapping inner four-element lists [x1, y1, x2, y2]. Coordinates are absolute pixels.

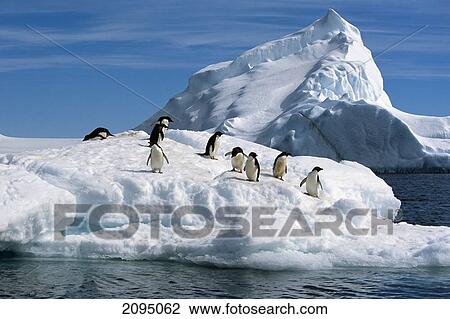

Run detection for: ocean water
[[379, 174, 450, 227], [1, 174, 449, 299]]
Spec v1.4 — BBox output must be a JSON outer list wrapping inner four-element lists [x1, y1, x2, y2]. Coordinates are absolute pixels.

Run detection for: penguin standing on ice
[[198, 132, 223, 159], [146, 116, 173, 146], [148, 123, 168, 147], [83, 127, 114, 141], [273, 152, 291, 181], [300, 167, 324, 198], [244, 152, 260, 182], [147, 143, 169, 173], [225, 147, 247, 173]]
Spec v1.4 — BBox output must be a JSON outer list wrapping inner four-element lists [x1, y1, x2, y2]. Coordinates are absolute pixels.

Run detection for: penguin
[[198, 132, 223, 159], [83, 127, 114, 141], [148, 123, 168, 147], [244, 152, 260, 182], [146, 143, 169, 173], [156, 116, 174, 127], [273, 152, 291, 181], [300, 167, 324, 198], [225, 147, 247, 173]]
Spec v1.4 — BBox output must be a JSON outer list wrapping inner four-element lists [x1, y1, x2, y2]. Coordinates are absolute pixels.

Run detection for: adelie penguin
[[198, 132, 223, 160], [147, 116, 173, 146], [82, 127, 114, 141], [300, 167, 324, 198], [273, 152, 291, 181], [149, 123, 168, 147], [225, 147, 247, 173], [147, 143, 169, 173], [244, 152, 260, 182]]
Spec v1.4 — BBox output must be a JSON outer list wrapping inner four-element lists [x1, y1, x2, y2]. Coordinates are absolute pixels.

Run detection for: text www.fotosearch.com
[[188, 302, 328, 316]]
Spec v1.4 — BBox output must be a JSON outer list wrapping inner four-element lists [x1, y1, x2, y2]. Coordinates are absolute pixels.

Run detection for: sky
[[0, 0, 449, 137]]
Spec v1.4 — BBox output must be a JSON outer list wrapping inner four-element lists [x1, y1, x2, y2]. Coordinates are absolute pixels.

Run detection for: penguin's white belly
[[232, 154, 245, 171], [306, 174, 319, 197], [245, 161, 258, 181], [210, 140, 221, 157], [273, 158, 287, 178], [151, 147, 164, 170]]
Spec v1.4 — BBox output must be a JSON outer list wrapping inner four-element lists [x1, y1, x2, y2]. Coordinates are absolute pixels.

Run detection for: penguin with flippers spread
[[147, 143, 169, 173], [225, 147, 247, 173], [300, 167, 324, 198]]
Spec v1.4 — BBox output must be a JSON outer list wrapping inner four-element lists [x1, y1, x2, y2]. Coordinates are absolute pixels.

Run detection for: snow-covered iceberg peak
[[138, 9, 450, 172], [232, 8, 362, 70]]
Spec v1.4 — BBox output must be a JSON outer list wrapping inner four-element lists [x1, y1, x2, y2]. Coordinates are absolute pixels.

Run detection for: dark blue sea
[[1, 174, 449, 299]]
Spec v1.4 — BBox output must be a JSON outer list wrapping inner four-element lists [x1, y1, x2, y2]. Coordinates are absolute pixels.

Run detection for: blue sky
[[0, 0, 449, 137]]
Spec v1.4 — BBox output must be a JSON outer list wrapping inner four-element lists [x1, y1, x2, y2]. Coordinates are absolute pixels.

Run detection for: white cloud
[[0, 0, 448, 79]]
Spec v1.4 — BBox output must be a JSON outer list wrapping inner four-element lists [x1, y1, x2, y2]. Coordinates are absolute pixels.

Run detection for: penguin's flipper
[[256, 161, 261, 182], [300, 177, 307, 188], [224, 151, 232, 157], [285, 166, 288, 174], [146, 150, 152, 166], [163, 152, 170, 165], [318, 176, 323, 190]]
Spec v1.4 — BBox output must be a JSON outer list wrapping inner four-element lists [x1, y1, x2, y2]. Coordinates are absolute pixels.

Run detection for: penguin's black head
[[215, 131, 224, 137], [158, 116, 174, 123], [249, 152, 258, 158], [233, 147, 244, 153], [280, 152, 292, 157], [313, 166, 323, 172], [82, 135, 89, 141]]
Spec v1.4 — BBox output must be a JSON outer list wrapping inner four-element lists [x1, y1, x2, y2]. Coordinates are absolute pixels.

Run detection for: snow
[[137, 8, 450, 172], [0, 134, 79, 154], [1, 130, 450, 269]]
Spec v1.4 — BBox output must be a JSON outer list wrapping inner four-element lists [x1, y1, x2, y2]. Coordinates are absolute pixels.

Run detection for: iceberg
[[137, 9, 450, 172], [1, 130, 450, 269]]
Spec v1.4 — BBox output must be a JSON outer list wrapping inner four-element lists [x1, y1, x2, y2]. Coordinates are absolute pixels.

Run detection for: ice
[[137, 9, 450, 172], [0, 135, 79, 154], [0, 130, 449, 269]]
